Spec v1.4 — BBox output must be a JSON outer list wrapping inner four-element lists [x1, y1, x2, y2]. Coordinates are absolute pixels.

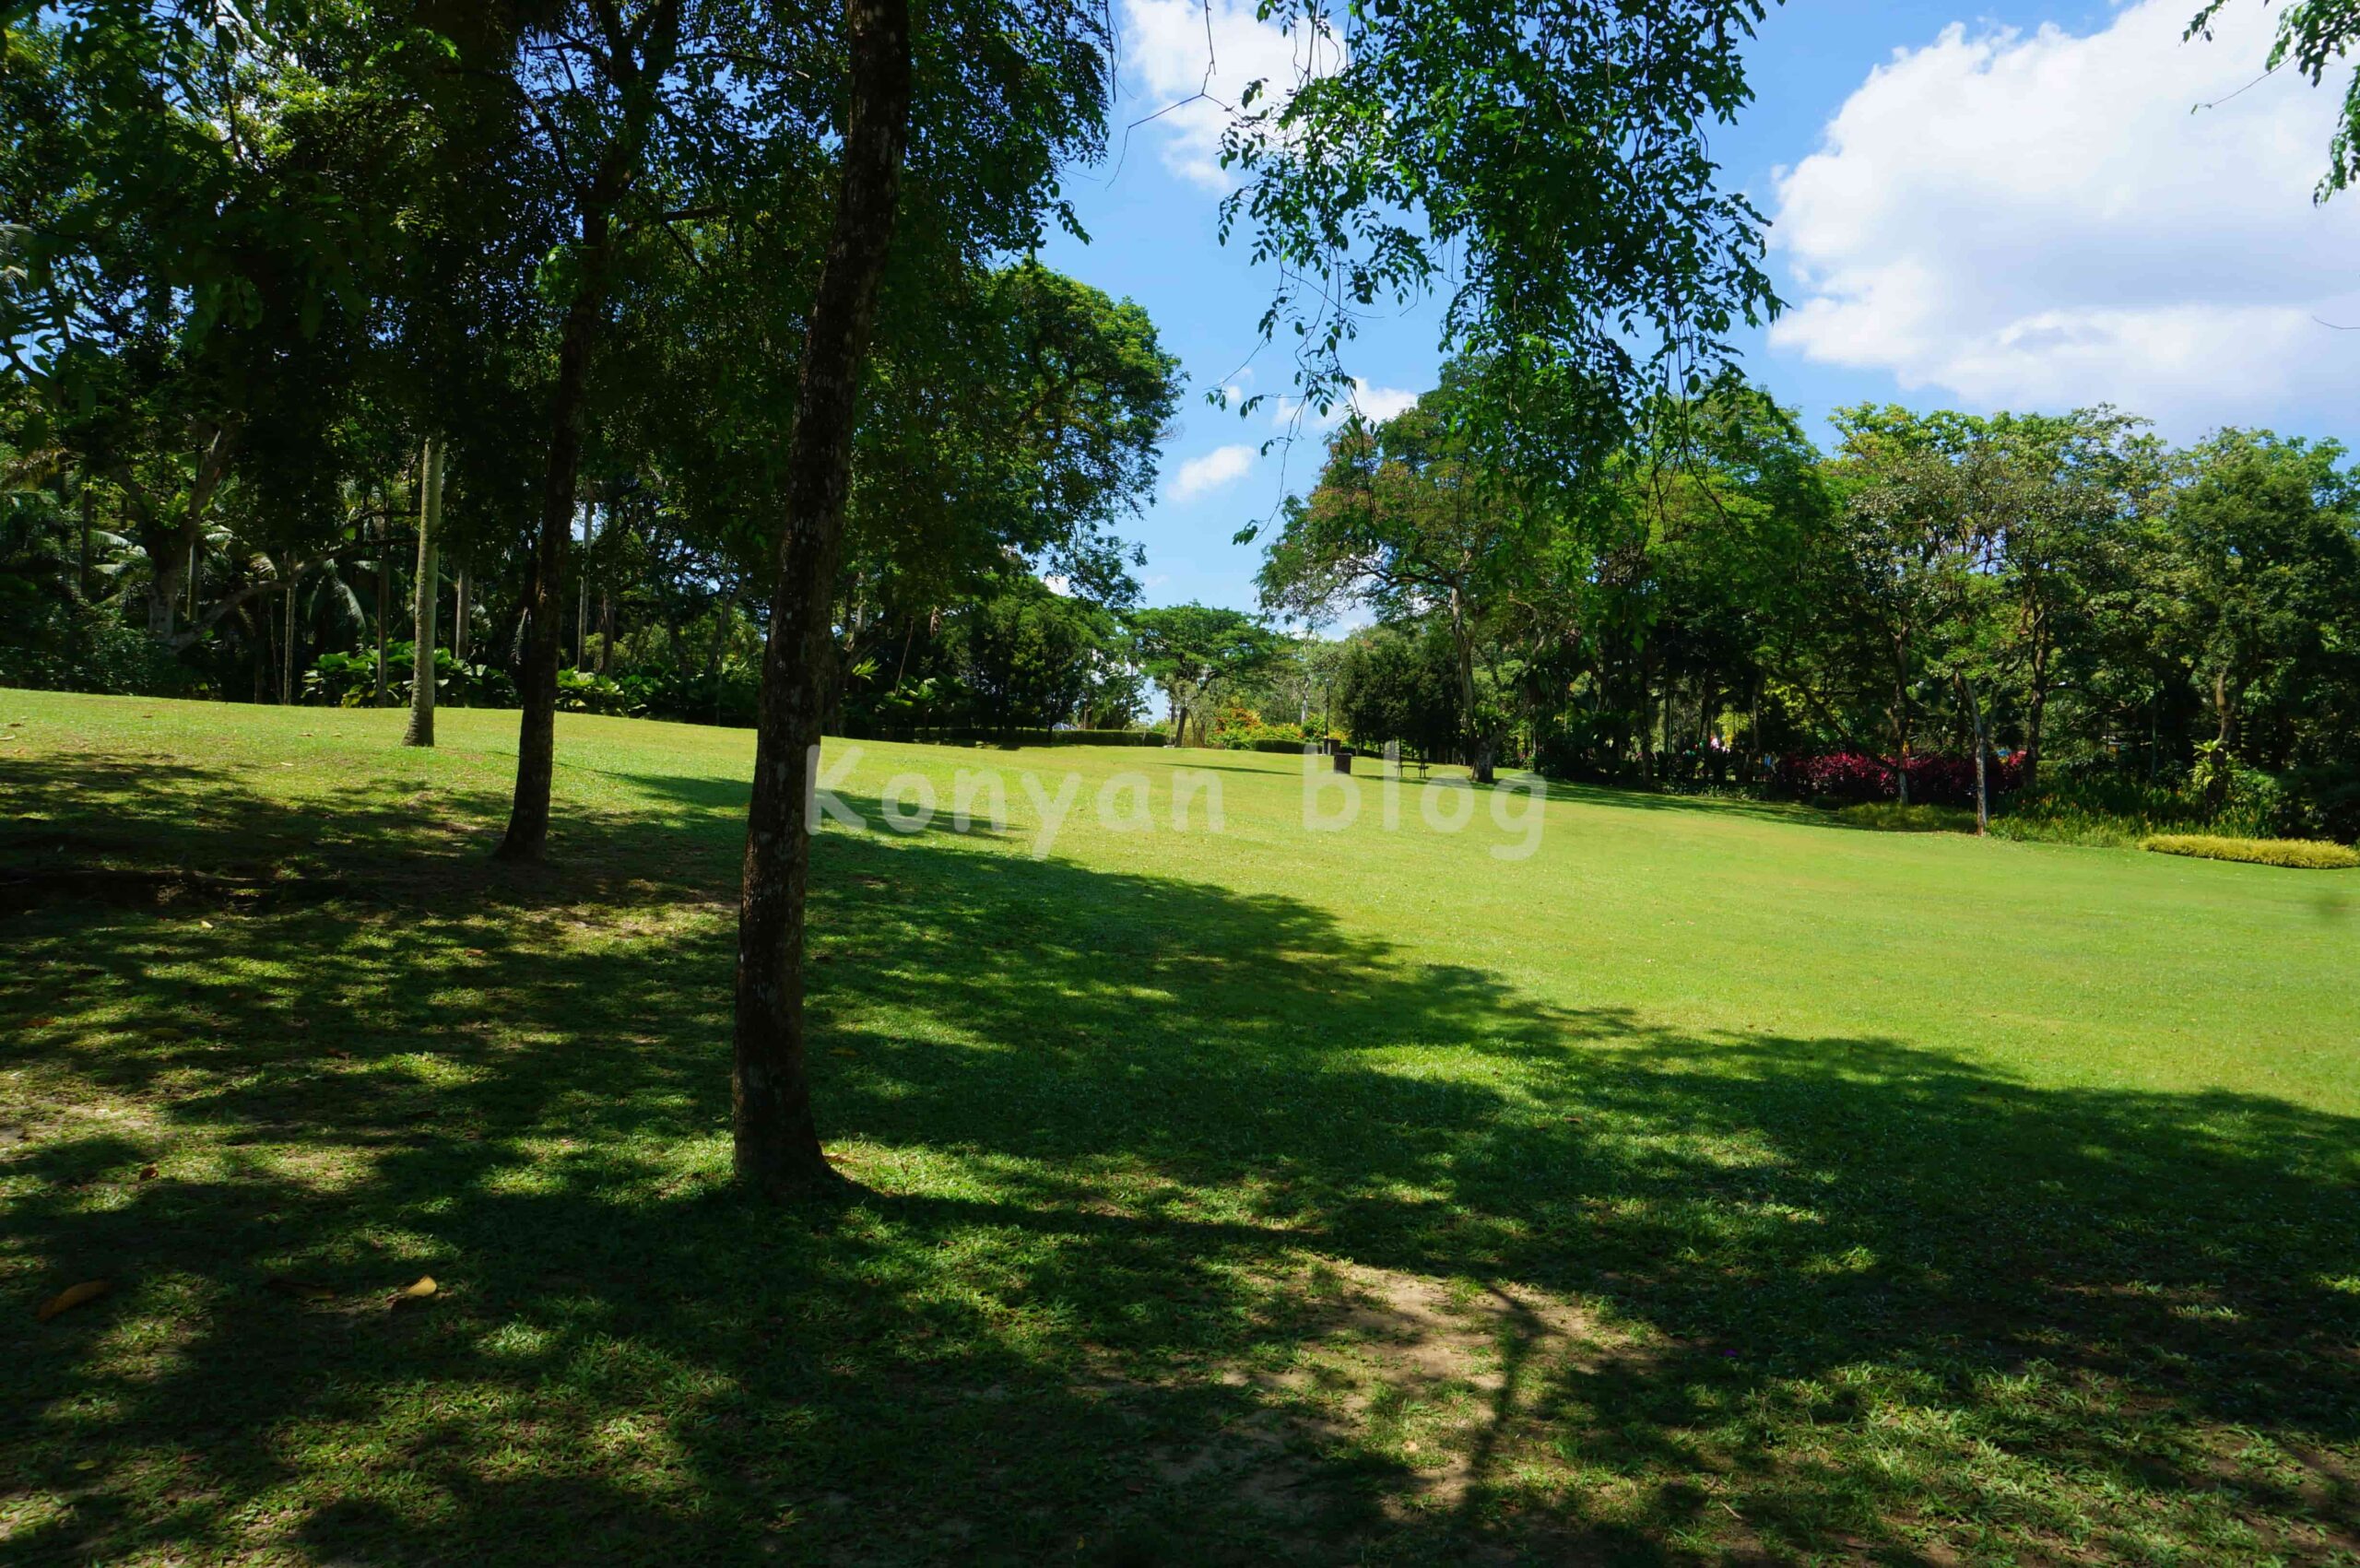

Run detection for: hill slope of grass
[[4, 691, 2355, 1565]]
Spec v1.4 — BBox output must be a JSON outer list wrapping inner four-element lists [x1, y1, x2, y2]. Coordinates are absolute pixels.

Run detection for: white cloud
[[1273, 377, 1423, 430], [1769, 0, 2360, 428], [1118, 0, 1339, 190], [1170, 442, 1258, 500]]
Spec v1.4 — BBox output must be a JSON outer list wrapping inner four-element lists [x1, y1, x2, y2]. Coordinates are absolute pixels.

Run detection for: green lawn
[[3, 690, 2355, 1566]]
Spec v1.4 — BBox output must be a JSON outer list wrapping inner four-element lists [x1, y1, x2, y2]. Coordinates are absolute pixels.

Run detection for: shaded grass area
[[2, 696, 2357, 1565]]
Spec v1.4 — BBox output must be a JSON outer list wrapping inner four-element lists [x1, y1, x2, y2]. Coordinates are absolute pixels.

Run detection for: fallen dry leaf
[[137, 1165, 158, 1182], [388, 1276, 437, 1306], [37, 1280, 111, 1322]]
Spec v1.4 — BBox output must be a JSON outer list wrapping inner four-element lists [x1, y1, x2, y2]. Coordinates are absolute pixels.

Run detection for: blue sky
[[1034, 0, 2360, 618]]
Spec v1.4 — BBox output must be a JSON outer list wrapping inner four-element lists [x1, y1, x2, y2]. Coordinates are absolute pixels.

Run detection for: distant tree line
[[1252, 365, 2360, 840]]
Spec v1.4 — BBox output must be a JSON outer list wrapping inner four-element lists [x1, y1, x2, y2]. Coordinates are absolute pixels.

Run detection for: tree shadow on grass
[[0, 751, 2354, 1566]]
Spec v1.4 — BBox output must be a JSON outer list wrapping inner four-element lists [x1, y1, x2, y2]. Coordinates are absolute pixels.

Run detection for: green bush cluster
[[1835, 802, 1979, 833], [1210, 718, 1309, 750], [0, 597, 206, 697], [2140, 834, 2360, 869], [1989, 772, 2283, 849], [306, 645, 520, 710], [553, 667, 636, 714], [853, 725, 1162, 748]]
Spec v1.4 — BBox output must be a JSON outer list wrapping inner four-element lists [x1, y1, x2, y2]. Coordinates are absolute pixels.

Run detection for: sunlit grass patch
[[0, 691, 2354, 1565]]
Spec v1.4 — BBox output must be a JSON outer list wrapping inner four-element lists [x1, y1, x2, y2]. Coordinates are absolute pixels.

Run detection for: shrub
[[306, 645, 517, 709], [616, 660, 759, 726], [1835, 802, 1978, 833], [845, 725, 1162, 747], [0, 598, 205, 697], [2140, 834, 2360, 869], [554, 667, 638, 715], [1989, 774, 2279, 849], [1775, 752, 2021, 808]]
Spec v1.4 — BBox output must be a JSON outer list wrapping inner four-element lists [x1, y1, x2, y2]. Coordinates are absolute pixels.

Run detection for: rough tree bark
[[404, 439, 444, 748], [734, 0, 913, 1199]]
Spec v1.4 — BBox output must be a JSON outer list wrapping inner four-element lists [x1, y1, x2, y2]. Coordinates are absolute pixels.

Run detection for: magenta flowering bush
[[1775, 752, 2023, 807]]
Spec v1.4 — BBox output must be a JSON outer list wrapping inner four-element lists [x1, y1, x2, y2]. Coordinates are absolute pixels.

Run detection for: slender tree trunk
[[1636, 641, 1656, 786], [734, 0, 913, 1200], [1955, 671, 1989, 834], [454, 566, 471, 666], [404, 439, 444, 748], [491, 0, 681, 851], [281, 580, 298, 704], [497, 272, 605, 860], [2024, 638, 2050, 796], [1446, 589, 1492, 783], [703, 585, 740, 683], [576, 509, 592, 670], [373, 493, 391, 706], [1891, 654, 1912, 807], [1749, 676, 1762, 784], [77, 483, 93, 601]]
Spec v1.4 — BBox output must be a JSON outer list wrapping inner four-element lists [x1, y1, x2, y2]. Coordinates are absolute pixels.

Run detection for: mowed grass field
[[2, 690, 2355, 1567]]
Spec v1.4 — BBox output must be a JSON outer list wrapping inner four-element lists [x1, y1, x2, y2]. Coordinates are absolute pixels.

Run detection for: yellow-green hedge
[[2140, 834, 2360, 869]]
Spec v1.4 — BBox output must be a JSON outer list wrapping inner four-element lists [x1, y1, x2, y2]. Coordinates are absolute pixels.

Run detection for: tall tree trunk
[[733, 0, 912, 1200], [496, 277, 604, 860], [373, 495, 391, 706], [454, 566, 471, 666], [404, 439, 444, 748], [77, 482, 93, 601], [493, 0, 680, 855], [1636, 641, 1656, 786], [2023, 634, 2050, 796], [1749, 675, 1762, 784], [702, 584, 740, 683], [281, 579, 298, 704], [576, 508, 592, 670], [1891, 655, 1912, 808], [1446, 589, 1491, 783], [1955, 671, 1989, 834]]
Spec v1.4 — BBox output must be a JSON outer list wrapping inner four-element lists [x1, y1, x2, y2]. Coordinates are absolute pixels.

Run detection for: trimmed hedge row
[[2140, 834, 2360, 869]]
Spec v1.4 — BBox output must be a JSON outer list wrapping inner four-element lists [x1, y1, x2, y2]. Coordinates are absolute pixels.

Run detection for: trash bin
[[1333, 746, 1353, 773]]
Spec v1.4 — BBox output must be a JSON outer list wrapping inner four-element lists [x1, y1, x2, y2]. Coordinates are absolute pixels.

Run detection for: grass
[[2, 690, 2356, 1567], [2142, 833, 2360, 870]]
